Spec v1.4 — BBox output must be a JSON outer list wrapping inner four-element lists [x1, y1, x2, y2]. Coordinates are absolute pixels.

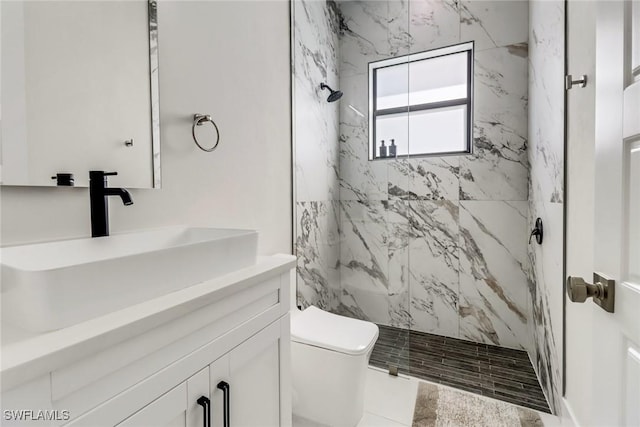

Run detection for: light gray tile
[[460, 45, 529, 201], [409, 0, 460, 53], [293, 0, 341, 202], [458, 201, 529, 349], [529, 1, 564, 204], [296, 201, 341, 310], [408, 200, 460, 337], [460, 0, 529, 51], [388, 158, 460, 201], [339, 74, 388, 201], [339, 1, 398, 77], [527, 0, 565, 414]]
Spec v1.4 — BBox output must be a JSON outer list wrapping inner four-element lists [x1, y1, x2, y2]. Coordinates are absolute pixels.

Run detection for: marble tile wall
[[335, 0, 532, 351], [293, 0, 341, 310], [527, 0, 565, 414], [296, 201, 341, 310]]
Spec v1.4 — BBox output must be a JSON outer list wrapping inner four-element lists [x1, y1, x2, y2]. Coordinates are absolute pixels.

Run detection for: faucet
[[89, 171, 133, 237]]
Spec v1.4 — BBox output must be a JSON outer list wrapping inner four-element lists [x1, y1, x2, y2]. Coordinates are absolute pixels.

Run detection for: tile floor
[[357, 368, 559, 427], [293, 368, 560, 426], [369, 325, 551, 413]]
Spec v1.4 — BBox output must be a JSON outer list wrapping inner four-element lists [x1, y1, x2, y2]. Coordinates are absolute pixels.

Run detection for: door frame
[[562, 0, 569, 397]]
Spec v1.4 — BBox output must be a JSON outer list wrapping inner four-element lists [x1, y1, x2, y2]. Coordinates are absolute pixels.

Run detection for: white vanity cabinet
[[116, 318, 285, 427], [0, 256, 295, 427]]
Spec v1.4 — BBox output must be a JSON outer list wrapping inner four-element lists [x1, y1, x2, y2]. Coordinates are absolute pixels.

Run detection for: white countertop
[[1, 254, 295, 392]]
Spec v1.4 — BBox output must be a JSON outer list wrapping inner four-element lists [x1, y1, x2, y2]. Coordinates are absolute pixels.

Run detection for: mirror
[[0, 0, 160, 188]]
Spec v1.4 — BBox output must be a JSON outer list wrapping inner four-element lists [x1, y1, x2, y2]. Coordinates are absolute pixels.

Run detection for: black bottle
[[379, 140, 387, 158], [389, 139, 397, 157]]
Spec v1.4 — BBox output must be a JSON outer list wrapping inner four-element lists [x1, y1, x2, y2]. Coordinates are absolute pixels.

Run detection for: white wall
[[0, 1, 292, 256], [565, 1, 597, 424]]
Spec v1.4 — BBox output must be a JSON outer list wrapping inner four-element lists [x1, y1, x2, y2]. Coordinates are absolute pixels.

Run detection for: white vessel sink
[[1, 227, 258, 332]]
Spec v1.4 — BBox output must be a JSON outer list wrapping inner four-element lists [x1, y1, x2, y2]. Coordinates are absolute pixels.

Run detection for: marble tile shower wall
[[526, 0, 564, 413], [293, 0, 342, 309], [336, 1, 532, 351]]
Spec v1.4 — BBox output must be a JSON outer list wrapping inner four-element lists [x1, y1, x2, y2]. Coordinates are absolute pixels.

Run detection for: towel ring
[[192, 114, 220, 152]]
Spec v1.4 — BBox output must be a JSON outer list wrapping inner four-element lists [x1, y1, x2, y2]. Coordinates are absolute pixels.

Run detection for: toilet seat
[[291, 306, 379, 356]]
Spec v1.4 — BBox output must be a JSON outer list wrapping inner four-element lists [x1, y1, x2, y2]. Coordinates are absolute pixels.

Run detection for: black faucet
[[89, 171, 133, 238]]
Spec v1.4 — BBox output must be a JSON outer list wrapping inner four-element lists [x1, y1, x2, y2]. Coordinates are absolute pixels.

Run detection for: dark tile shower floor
[[370, 325, 551, 413]]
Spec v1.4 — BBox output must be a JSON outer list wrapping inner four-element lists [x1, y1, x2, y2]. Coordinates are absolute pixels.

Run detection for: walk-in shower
[[293, 0, 560, 414]]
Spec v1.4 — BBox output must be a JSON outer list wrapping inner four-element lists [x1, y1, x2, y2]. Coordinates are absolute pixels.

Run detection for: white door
[[567, 1, 640, 425]]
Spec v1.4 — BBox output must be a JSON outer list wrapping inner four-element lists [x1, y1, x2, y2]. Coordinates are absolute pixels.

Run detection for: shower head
[[327, 90, 343, 102], [320, 83, 343, 103]]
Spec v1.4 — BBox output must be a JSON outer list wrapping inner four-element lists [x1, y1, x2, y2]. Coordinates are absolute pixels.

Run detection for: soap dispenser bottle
[[389, 139, 397, 157], [379, 140, 387, 158]]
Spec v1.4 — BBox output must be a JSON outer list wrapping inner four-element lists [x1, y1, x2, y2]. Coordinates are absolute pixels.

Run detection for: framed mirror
[[0, 0, 160, 188]]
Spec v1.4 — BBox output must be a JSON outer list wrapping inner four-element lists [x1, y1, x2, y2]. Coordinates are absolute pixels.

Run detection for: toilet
[[290, 283, 379, 427]]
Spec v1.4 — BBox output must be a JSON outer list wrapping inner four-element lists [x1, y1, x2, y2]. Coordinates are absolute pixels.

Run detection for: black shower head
[[327, 90, 343, 102], [320, 83, 343, 103]]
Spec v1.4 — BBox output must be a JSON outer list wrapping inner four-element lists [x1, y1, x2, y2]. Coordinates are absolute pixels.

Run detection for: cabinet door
[[187, 367, 210, 427], [116, 368, 209, 427], [209, 354, 230, 427], [116, 382, 187, 427], [227, 321, 282, 427]]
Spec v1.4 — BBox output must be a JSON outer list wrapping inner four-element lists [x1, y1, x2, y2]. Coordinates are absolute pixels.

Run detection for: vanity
[[1, 2, 295, 425], [0, 228, 296, 427]]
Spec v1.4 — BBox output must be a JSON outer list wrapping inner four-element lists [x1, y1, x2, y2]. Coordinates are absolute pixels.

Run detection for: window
[[368, 42, 473, 160]]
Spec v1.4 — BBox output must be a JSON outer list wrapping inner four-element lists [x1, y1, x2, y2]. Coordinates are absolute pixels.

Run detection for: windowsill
[[368, 149, 473, 161]]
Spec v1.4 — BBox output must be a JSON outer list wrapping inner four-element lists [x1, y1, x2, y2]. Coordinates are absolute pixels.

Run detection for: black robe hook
[[529, 218, 543, 245]]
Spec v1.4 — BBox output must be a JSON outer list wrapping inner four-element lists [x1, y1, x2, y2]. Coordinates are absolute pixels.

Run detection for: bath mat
[[412, 382, 544, 427]]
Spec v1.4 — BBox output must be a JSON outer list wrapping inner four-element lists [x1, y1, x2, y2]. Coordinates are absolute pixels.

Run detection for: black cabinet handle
[[217, 381, 230, 427], [196, 396, 211, 427]]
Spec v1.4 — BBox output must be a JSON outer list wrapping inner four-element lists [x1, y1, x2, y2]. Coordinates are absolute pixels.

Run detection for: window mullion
[[407, 98, 468, 113], [374, 106, 410, 117], [376, 98, 468, 117]]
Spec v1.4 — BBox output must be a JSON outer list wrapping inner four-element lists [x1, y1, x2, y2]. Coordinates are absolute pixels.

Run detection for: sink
[[1, 227, 258, 332]]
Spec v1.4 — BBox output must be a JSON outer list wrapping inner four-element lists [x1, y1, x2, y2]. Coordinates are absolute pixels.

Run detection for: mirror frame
[[149, 0, 161, 188]]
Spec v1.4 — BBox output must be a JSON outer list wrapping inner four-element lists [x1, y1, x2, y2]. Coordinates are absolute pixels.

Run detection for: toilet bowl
[[290, 302, 379, 427]]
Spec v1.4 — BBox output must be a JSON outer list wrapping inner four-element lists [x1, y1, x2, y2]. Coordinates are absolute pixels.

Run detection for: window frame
[[368, 41, 474, 161]]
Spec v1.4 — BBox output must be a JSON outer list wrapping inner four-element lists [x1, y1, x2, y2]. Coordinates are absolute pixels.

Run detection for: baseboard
[[560, 398, 580, 427]]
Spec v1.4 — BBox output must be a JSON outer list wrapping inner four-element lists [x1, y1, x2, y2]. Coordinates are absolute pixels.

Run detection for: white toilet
[[290, 285, 379, 427]]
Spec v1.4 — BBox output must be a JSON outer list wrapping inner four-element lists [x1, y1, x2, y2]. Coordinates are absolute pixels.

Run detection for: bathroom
[[1, 0, 638, 426]]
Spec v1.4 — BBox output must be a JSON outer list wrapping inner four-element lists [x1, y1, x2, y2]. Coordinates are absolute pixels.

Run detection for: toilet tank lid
[[291, 306, 379, 356]]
